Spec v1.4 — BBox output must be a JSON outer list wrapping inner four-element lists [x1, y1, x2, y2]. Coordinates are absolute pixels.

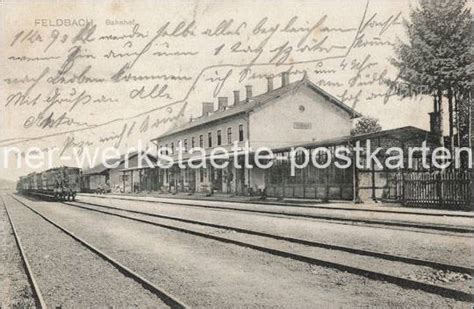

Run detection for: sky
[[0, 0, 457, 180]]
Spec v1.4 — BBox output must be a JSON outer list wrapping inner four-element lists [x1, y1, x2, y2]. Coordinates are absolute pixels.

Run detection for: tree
[[391, 0, 472, 148], [351, 116, 382, 136]]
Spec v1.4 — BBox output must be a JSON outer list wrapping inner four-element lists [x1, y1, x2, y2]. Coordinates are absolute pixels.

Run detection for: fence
[[398, 171, 472, 210]]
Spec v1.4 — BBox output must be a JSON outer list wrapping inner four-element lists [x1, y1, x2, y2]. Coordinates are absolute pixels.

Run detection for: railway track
[[87, 194, 474, 219], [55, 197, 474, 302], [65, 199, 474, 274], [80, 194, 474, 236], [2, 196, 46, 309], [6, 194, 188, 308]]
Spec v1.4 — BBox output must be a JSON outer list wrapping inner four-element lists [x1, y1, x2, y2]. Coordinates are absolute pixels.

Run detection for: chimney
[[429, 111, 441, 136], [233, 90, 240, 105], [281, 71, 289, 87], [266, 76, 274, 92], [202, 102, 213, 116], [245, 85, 253, 102], [217, 97, 228, 111]]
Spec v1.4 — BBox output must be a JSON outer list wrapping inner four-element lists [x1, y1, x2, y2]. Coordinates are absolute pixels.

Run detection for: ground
[[1, 192, 473, 308]]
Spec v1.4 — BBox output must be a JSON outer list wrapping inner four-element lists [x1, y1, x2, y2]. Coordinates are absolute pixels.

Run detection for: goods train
[[17, 166, 81, 201]]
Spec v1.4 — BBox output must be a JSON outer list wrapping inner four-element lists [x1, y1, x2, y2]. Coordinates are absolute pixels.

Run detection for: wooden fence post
[[401, 170, 405, 205], [437, 173, 443, 209], [323, 164, 329, 203], [352, 154, 359, 203], [470, 168, 474, 209]]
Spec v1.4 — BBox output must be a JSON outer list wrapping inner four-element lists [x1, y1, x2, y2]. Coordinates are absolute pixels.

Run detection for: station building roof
[[271, 126, 437, 154], [151, 77, 361, 142], [82, 152, 141, 175]]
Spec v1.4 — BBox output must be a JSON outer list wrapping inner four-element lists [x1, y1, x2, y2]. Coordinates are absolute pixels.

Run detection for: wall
[[249, 86, 352, 149], [121, 169, 142, 193], [357, 171, 388, 202], [109, 154, 140, 192], [249, 168, 266, 192], [153, 85, 354, 196], [155, 113, 249, 161], [89, 174, 106, 191], [195, 167, 211, 192]]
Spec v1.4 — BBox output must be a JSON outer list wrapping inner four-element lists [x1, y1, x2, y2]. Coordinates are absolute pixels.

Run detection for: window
[[170, 142, 174, 154], [208, 132, 212, 147], [184, 139, 188, 151], [227, 127, 232, 144], [217, 130, 222, 146], [191, 137, 195, 148], [199, 135, 203, 148], [239, 124, 244, 141]]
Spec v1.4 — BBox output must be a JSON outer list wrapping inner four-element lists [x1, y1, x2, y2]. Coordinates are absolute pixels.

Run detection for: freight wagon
[[17, 166, 81, 201]]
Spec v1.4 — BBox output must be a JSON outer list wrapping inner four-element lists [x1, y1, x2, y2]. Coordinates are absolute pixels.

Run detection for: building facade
[[82, 152, 150, 193], [151, 73, 360, 195]]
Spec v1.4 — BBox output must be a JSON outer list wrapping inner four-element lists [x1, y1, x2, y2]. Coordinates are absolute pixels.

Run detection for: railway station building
[[55, 71, 469, 208], [111, 72, 469, 208], [150, 74, 362, 196]]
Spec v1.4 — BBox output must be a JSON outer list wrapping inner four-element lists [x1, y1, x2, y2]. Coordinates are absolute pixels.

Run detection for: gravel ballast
[[67, 200, 474, 294], [23, 196, 470, 308], [0, 194, 36, 308], [4, 195, 169, 308], [78, 195, 474, 268]]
